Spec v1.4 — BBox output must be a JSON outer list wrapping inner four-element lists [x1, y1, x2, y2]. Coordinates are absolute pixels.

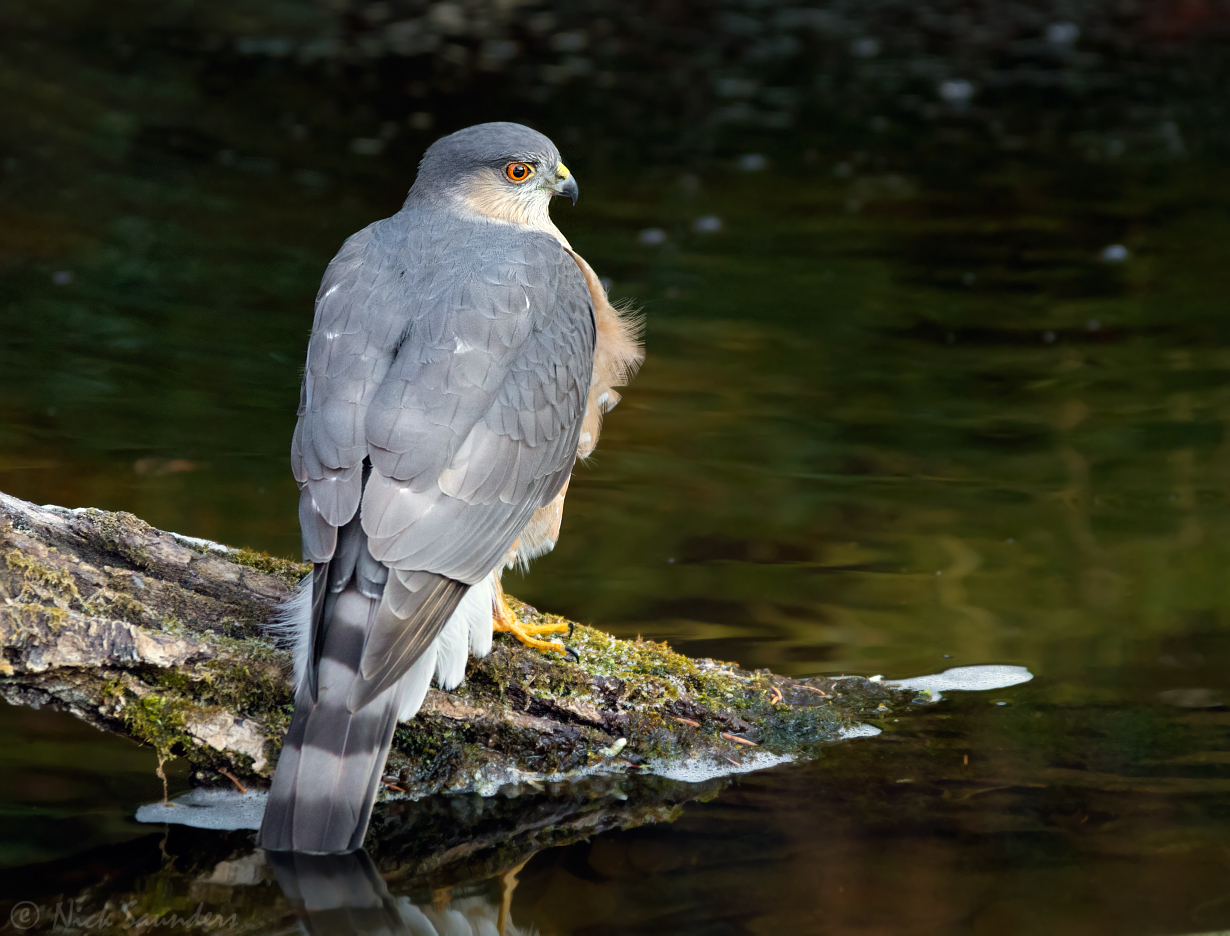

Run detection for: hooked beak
[[552, 163, 579, 205]]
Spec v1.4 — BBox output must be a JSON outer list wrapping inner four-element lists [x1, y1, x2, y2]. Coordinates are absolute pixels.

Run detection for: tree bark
[[0, 490, 919, 801]]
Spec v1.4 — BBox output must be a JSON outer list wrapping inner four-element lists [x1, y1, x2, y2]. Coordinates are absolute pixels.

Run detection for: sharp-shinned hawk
[[257, 123, 642, 853]]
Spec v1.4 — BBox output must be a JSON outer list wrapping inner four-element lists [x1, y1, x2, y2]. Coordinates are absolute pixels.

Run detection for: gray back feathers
[[293, 206, 593, 582]]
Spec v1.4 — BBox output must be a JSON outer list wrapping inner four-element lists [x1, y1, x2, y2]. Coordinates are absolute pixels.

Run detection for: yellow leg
[[498, 857, 531, 936], [491, 575, 569, 653], [431, 886, 452, 914]]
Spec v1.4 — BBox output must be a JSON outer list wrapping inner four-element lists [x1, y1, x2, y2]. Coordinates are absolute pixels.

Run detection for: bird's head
[[408, 122, 578, 229]]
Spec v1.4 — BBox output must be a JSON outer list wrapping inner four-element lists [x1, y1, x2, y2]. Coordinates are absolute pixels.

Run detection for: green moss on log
[[227, 548, 310, 588], [85, 508, 156, 570], [4, 548, 81, 601]]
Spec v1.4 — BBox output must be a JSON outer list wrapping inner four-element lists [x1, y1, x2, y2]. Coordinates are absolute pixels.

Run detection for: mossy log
[[0, 490, 920, 803]]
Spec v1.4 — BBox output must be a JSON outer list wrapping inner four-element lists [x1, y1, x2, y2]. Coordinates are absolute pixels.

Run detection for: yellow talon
[[491, 577, 569, 653]]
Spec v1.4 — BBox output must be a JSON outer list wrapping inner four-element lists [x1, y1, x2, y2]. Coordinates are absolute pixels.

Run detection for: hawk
[[257, 123, 642, 853]]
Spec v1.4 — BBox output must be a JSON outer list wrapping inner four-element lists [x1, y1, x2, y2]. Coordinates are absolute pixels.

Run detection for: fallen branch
[[0, 490, 920, 806]]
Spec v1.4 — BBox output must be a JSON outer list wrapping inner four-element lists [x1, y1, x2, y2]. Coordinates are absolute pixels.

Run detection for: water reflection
[[6, 688, 1230, 936], [270, 852, 403, 935], [269, 850, 531, 936]]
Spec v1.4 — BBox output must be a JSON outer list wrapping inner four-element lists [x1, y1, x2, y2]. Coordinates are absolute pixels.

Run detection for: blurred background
[[4, 1, 1230, 933]]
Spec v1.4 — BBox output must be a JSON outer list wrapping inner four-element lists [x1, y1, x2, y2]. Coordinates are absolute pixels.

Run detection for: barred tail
[[257, 586, 435, 854], [258, 514, 498, 853]]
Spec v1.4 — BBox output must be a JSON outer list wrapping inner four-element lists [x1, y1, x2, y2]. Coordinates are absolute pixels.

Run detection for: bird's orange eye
[[505, 162, 534, 183]]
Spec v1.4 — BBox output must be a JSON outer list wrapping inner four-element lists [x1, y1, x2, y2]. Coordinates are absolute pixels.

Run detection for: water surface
[[3, 2, 1230, 932]]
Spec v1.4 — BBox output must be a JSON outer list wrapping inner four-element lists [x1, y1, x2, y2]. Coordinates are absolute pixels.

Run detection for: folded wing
[[291, 212, 595, 711]]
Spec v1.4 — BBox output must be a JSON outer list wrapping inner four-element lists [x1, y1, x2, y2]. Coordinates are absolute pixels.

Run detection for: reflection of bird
[[268, 850, 408, 935], [258, 123, 642, 853], [268, 849, 536, 936]]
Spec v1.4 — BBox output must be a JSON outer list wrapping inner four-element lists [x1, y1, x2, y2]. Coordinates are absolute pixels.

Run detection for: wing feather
[[348, 571, 466, 711], [293, 222, 408, 546], [360, 228, 593, 585]]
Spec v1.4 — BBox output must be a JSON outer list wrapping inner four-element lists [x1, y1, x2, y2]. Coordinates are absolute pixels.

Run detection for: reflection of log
[[0, 490, 917, 802], [4, 773, 715, 936], [0, 772, 739, 934]]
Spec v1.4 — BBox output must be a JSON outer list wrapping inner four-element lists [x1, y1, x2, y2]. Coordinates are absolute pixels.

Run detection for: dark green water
[[4, 1, 1230, 932]]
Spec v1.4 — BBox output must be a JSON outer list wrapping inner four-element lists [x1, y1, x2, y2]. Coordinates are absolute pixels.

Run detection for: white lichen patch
[[185, 711, 271, 772], [838, 723, 882, 739], [646, 751, 794, 783], [135, 788, 266, 830]]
